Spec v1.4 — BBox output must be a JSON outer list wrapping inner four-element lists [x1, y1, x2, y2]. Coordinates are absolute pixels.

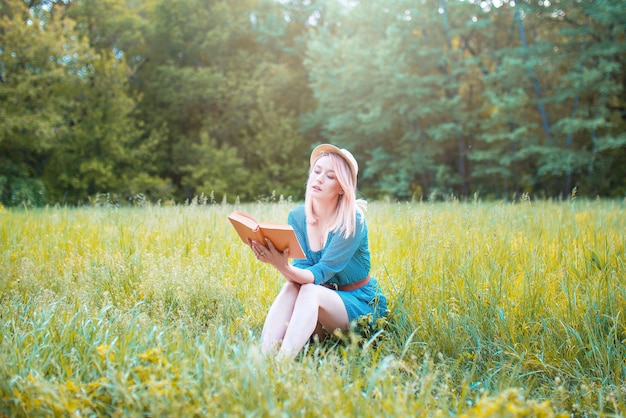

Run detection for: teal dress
[[288, 205, 388, 323]]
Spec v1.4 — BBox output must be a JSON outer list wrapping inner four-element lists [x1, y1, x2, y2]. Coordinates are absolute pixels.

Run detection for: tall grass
[[1, 199, 624, 416]]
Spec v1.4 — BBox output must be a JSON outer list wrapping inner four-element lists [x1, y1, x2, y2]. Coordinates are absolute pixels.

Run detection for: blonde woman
[[250, 144, 388, 359]]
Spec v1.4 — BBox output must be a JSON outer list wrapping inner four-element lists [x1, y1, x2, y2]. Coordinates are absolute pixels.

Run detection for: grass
[[0, 198, 624, 417]]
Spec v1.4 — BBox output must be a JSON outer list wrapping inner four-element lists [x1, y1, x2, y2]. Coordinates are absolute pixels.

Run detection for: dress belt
[[322, 276, 370, 292]]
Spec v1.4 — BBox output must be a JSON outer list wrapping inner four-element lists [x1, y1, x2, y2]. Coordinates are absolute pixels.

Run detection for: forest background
[[1, 0, 625, 207]]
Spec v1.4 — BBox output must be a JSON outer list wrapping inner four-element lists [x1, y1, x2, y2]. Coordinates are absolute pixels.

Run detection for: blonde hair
[[305, 152, 367, 237]]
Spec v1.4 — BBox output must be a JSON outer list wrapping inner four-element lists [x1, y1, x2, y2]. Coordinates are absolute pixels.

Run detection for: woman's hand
[[250, 238, 289, 269], [251, 239, 314, 285]]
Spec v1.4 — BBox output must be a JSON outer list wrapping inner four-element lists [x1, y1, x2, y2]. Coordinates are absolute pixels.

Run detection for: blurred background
[[1, 0, 624, 206]]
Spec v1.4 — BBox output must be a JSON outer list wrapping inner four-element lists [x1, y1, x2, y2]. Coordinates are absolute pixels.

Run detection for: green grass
[[1, 199, 624, 417]]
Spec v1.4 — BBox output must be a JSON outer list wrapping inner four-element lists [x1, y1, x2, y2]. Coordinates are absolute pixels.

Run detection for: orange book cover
[[227, 210, 306, 259]]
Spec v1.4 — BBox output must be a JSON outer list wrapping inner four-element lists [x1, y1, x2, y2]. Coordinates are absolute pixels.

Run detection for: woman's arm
[[250, 239, 315, 285]]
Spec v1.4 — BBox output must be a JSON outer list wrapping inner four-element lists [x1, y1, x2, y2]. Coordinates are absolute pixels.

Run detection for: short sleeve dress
[[288, 205, 388, 323]]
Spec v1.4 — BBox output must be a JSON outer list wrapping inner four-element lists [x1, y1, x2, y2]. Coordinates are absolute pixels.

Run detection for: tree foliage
[[304, 0, 626, 199], [1, 0, 625, 206]]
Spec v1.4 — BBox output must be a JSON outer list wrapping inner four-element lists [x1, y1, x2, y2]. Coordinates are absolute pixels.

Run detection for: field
[[1, 199, 624, 417]]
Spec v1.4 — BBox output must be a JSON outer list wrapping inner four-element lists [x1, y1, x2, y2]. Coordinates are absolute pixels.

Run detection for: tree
[[42, 48, 142, 204], [545, 0, 626, 196], [509, 0, 626, 196], [39, 0, 148, 204], [2, 0, 624, 204], [302, 0, 625, 199], [304, 0, 482, 199], [132, 0, 313, 202], [0, 0, 83, 205]]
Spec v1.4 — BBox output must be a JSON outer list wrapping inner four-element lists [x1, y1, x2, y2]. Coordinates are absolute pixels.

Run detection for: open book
[[227, 210, 306, 259]]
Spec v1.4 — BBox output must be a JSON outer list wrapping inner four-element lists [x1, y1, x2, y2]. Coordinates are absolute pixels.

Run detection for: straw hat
[[310, 144, 358, 185]]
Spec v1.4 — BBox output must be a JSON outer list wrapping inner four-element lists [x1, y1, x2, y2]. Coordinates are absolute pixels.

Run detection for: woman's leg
[[261, 282, 301, 354], [278, 284, 349, 359]]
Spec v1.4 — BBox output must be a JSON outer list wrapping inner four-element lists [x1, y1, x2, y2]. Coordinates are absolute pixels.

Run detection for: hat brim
[[310, 144, 358, 184]]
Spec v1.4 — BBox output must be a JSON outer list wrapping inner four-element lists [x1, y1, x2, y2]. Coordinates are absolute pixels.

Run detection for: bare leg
[[278, 284, 349, 359], [261, 282, 300, 354], [311, 322, 327, 342]]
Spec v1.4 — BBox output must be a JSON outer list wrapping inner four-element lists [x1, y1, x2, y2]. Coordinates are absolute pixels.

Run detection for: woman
[[250, 144, 388, 359]]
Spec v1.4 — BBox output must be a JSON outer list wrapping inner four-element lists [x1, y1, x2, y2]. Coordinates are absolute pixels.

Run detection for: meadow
[[0, 198, 624, 417]]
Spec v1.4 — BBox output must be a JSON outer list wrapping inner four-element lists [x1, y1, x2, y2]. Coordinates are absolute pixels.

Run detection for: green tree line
[[1, 0, 625, 206]]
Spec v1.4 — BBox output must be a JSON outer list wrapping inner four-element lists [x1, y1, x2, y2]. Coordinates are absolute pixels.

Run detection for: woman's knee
[[280, 281, 301, 295], [297, 283, 318, 297]]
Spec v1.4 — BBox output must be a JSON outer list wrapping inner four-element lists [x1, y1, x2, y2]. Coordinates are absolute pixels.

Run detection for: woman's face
[[308, 155, 343, 201]]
